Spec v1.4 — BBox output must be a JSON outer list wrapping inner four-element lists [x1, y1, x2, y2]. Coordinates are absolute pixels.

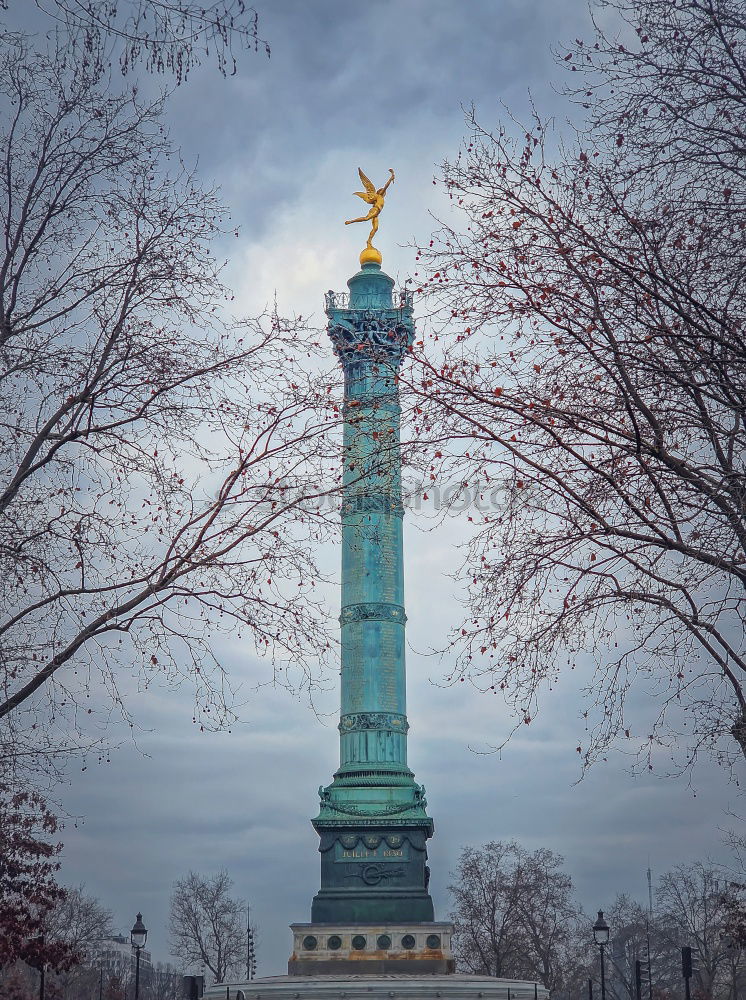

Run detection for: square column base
[[288, 922, 455, 976]]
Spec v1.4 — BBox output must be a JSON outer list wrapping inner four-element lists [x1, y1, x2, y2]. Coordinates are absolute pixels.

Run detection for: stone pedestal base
[[310, 824, 435, 925], [288, 923, 454, 976], [204, 974, 549, 1000]]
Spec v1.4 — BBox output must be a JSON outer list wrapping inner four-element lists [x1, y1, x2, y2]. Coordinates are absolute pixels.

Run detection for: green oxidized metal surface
[[310, 262, 434, 924]]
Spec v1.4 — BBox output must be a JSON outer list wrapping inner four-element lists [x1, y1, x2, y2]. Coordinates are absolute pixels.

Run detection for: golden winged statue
[[345, 167, 395, 263]]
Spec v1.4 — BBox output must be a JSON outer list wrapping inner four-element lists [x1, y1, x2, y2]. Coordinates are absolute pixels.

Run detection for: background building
[[86, 934, 153, 984]]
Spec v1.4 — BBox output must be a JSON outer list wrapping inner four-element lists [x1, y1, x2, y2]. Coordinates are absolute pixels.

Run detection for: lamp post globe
[[131, 913, 148, 1000], [593, 911, 610, 1000], [593, 910, 610, 946]]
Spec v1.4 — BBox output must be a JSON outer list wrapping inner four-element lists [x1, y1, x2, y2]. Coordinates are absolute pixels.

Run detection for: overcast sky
[[8, 0, 742, 978]]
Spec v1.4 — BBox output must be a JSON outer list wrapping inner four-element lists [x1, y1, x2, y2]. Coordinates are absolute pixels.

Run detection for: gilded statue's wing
[[357, 167, 377, 197]]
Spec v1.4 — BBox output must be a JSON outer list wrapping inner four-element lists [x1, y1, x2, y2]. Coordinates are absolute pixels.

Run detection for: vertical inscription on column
[[379, 622, 400, 711], [368, 517, 400, 605], [341, 625, 364, 713]]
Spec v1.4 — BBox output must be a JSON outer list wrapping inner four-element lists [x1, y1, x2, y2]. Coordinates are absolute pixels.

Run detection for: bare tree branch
[[0, 34, 342, 780], [406, 0, 746, 774]]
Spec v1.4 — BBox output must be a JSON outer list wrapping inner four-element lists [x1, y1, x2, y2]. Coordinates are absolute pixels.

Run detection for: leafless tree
[[0, 1, 269, 81], [449, 847, 744, 999], [43, 886, 113, 1000], [449, 841, 581, 987], [713, 830, 746, 957], [657, 863, 743, 1000], [102, 974, 127, 1000], [408, 0, 745, 773], [46, 885, 112, 951], [518, 852, 587, 991], [146, 963, 184, 1000], [449, 841, 526, 977], [0, 967, 35, 1000], [599, 894, 682, 1000], [169, 870, 245, 984], [0, 33, 339, 780]]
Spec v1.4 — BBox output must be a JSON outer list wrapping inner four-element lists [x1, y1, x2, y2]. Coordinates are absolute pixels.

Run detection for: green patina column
[[309, 259, 435, 925], [335, 264, 410, 773]]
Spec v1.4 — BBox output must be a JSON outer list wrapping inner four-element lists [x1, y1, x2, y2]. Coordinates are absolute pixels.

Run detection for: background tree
[[103, 974, 127, 1000], [0, 783, 77, 973], [0, 31, 339, 780], [169, 870, 246, 984], [600, 894, 680, 1000], [42, 887, 112, 1000], [449, 840, 581, 986], [716, 830, 746, 952], [408, 0, 746, 772], [449, 841, 525, 977], [148, 963, 184, 1000], [0, 1, 269, 82], [657, 863, 740, 1000], [0, 969, 34, 1000], [513, 847, 585, 991], [719, 882, 746, 952], [448, 845, 744, 999]]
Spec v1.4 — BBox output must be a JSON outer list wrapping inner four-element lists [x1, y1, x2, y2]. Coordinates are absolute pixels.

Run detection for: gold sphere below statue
[[360, 245, 383, 266]]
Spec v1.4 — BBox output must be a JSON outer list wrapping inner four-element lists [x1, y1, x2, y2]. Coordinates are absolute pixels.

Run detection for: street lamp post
[[130, 913, 148, 1000], [38, 934, 45, 1000], [593, 910, 610, 1000], [28, 932, 46, 1000]]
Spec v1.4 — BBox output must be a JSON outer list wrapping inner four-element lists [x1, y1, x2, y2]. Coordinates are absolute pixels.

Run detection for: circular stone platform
[[204, 974, 549, 1000]]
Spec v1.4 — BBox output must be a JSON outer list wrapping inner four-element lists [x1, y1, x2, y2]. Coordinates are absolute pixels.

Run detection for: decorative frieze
[[339, 603, 407, 625], [337, 833, 406, 849], [338, 711, 409, 733], [340, 493, 404, 517], [320, 798, 416, 817], [328, 316, 414, 364]]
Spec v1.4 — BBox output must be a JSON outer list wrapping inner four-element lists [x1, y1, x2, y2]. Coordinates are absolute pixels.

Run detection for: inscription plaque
[[334, 841, 410, 863]]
